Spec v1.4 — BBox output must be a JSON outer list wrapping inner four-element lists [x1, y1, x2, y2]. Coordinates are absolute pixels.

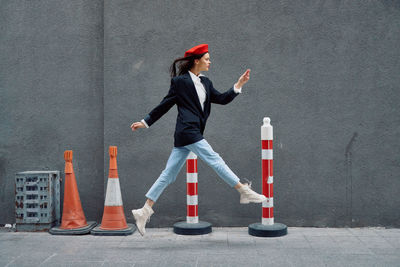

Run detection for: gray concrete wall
[[2, 0, 400, 227], [0, 0, 104, 223]]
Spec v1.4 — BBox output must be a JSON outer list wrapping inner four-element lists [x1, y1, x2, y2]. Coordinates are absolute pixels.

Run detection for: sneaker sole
[[240, 198, 267, 204]]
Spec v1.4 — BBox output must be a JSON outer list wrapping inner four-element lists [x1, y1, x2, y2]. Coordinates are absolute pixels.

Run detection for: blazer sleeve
[[143, 78, 177, 127], [209, 80, 240, 105]]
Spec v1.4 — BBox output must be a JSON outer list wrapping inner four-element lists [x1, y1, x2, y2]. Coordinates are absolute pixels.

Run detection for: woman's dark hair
[[169, 53, 207, 78]]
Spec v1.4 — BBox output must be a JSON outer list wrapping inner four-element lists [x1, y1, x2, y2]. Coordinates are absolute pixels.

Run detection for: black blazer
[[144, 72, 240, 147]]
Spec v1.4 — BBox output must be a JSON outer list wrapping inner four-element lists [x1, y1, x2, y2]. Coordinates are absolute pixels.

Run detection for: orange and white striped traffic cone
[[49, 150, 96, 235], [91, 146, 135, 235]]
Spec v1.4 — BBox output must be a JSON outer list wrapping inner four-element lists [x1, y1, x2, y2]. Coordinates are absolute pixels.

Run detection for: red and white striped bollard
[[248, 117, 287, 237], [262, 117, 274, 225], [173, 151, 212, 235], [186, 152, 198, 223]]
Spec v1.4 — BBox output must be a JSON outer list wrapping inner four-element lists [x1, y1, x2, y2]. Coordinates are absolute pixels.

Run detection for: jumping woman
[[130, 44, 266, 236]]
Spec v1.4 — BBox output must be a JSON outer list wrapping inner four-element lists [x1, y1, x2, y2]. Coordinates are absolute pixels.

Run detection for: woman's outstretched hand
[[131, 121, 146, 132], [235, 69, 251, 89]]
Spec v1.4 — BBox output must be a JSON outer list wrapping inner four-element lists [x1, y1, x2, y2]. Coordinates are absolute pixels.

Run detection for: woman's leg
[[145, 146, 191, 203], [133, 146, 190, 236], [185, 139, 240, 187], [185, 139, 266, 203]]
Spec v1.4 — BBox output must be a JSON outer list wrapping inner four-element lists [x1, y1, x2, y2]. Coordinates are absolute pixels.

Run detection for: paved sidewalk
[[0, 227, 399, 267]]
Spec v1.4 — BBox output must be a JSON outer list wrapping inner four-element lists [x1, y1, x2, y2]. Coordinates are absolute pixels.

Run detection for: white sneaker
[[132, 204, 154, 236], [238, 182, 267, 204]]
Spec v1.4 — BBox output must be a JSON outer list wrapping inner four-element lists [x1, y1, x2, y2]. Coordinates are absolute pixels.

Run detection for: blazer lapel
[[183, 72, 205, 117], [199, 76, 210, 116]]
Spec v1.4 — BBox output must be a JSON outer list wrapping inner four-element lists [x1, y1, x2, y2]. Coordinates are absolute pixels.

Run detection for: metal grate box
[[15, 171, 60, 231]]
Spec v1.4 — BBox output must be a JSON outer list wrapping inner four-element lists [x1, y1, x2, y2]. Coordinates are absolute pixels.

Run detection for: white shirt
[[188, 71, 207, 111], [141, 72, 242, 128]]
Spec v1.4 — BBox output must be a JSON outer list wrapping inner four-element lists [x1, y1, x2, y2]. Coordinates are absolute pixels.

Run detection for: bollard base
[[90, 223, 135, 236], [49, 221, 97, 235], [173, 221, 212, 235], [248, 222, 287, 237]]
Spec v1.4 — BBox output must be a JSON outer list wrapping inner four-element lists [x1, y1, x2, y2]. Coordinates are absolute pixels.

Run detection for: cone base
[[90, 223, 135, 236], [49, 221, 97, 235], [98, 206, 129, 230], [173, 221, 212, 235], [248, 222, 287, 237], [60, 220, 89, 230]]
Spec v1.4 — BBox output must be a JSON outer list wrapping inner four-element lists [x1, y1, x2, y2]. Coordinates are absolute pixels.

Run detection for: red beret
[[184, 44, 208, 58]]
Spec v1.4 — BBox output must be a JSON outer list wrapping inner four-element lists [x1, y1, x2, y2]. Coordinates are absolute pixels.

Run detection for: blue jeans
[[145, 139, 240, 202]]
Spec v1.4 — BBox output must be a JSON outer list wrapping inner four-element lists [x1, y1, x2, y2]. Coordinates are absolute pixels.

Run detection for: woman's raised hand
[[131, 121, 146, 131], [235, 69, 251, 89]]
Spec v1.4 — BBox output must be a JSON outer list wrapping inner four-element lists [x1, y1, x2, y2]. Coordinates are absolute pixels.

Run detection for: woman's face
[[196, 53, 211, 72]]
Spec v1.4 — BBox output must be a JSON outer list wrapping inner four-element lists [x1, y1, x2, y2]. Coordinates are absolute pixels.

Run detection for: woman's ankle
[[234, 182, 243, 190], [145, 199, 155, 208]]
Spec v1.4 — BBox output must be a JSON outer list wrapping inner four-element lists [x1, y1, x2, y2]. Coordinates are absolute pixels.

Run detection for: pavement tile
[[196, 242, 234, 255], [348, 228, 381, 237], [133, 262, 164, 267], [254, 247, 286, 255], [86, 235, 130, 243], [0, 234, 27, 242], [383, 237, 400, 248], [319, 254, 347, 267], [1, 227, 400, 267], [373, 228, 400, 238], [202, 231, 228, 242], [330, 235, 362, 244], [44, 252, 103, 263], [279, 235, 308, 242], [196, 255, 261, 267], [227, 234, 253, 241], [290, 227, 331, 236], [304, 235, 338, 248], [285, 253, 326, 267], [66, 261, 105, 267], [258, 248, 302, 266], [357, 236, 394, 249], [222, 227, 247, 232], [119, 240, 176, 250], [227, 239, 256, 248], [313, 246, 347, 255], [326, 228, 352, 236], [0, 256, 23, 267], [159, 260, 197, 267], [0, 261, 12, 267], [254, 236, 284, 248], [260, 258, 293, 267], [4, 251, 59, 267], [281, 248, 316, 255], [339, 245, 373, 255], [337, 254, 383, 267], [109, 250, 163, 262], [375, 254, 400, 266], [102, 261, 133, 267], [280, 237, 312, 249], [279, 232, 306, 239], [0, 243, 22, 260], [370, 247, 400, 255], [225, 228, 247, 234], [175, 235, 203, 241], [158, 254, 198, 267]]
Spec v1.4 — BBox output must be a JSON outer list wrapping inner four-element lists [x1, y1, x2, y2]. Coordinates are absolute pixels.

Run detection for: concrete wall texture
[[1, 0, 399, 228]]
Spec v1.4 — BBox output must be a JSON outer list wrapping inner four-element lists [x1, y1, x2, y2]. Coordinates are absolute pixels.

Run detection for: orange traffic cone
[[49, 150, 96, 235], [91, 146, 135, 235]]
